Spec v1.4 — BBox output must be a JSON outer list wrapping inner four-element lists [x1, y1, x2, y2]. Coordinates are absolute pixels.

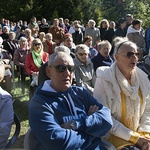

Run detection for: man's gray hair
[[48, 51, 73, 66], [54, 46, 70, 54]]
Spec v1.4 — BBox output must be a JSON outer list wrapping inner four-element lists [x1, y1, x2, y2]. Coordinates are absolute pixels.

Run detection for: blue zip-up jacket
[[29, 80, 113, 150]]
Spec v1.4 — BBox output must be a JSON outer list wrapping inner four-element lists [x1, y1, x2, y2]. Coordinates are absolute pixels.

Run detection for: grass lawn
[[8, 74, 31, 149]]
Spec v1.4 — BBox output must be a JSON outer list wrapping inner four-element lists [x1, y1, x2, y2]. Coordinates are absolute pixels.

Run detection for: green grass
[[9, 75, 31, 149]]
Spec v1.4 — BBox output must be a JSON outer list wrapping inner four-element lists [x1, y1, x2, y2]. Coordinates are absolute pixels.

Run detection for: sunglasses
[[118, 51, 139, 59], [34, 43, 41, 46], [77, 53, 88, 56], [50, 64, 74, 73]]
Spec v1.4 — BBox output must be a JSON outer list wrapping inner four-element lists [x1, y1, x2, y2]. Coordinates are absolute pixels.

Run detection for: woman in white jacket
[[94, 39, 150, 150]]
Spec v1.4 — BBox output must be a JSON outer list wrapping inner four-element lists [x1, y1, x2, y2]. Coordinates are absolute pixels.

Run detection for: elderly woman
[[99, 19, 109, 41], [25, 38, 49, 97], [74, 44, 96, 95], [91, 40, 113, 72], [43, 33, 56, 55], [24, 28, 34, 49], [0, 64, 14, 149], [3, 31, 19, 58], [94, 40, 150, 150], [14, 37, 30, 92]]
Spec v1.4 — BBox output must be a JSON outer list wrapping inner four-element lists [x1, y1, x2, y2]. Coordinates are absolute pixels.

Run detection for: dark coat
[[91, 53, 113, 72], [72, 31, 83, 45]]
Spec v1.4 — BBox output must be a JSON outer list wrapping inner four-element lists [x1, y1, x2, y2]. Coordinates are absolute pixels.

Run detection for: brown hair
[[83, 36, 92, 43]]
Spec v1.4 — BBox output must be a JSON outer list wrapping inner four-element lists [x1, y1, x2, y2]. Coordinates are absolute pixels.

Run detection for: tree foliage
[[0, 0, 150, 28]]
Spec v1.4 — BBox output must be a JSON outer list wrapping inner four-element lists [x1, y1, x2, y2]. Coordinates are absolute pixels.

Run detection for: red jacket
[[25, 52, 49, 75]]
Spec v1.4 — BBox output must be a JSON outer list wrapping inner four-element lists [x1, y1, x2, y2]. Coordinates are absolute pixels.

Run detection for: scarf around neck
[[32, 50, 42, 68], [31, 22, 37, 26], [115, 63, 140, 131]]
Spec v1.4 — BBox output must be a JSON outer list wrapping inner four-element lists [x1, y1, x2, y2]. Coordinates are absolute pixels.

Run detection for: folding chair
[[24, 128, 33, 150]]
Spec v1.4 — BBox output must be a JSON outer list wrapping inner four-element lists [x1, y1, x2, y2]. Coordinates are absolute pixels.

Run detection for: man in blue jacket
[[29, 51, 113, 150]]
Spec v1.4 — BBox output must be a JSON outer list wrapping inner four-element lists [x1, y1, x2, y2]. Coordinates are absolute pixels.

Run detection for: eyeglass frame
[[49, 64, 75, 73], [117, 51, 139, 59]]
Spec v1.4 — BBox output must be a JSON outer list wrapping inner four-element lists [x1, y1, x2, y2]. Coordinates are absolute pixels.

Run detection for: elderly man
[[85, 19, 100, 46], [29, 51, 113, 150]]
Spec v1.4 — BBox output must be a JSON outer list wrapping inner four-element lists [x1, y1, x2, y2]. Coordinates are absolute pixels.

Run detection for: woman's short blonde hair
[[19, 37, 28, 45], [98, 40, 112, 51], [45, 33, 53, 39]]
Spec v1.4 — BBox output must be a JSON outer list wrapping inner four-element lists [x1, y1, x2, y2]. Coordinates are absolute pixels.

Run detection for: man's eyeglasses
[[34, 43, 41, 46], [77, 53, 88, 56], [50, 64, 74, 73], [118, 51, 139, 59]]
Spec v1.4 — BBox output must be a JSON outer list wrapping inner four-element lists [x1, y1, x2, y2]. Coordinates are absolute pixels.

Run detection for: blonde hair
[[99, 19, 109, 29], [45, 33, 53, 39], [30, 38, 43, 51], [19, 37, 28, 45], [39, 32, 46, 36], [98, 40, 112, 51]]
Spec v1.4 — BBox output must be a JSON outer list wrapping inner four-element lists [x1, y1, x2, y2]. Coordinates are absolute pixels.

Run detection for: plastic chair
[[4, 113, 21, 149]]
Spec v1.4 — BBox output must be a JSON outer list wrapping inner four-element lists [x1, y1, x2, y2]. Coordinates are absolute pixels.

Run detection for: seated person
[[83, 36, 98, 59], [94, 40, 150, 150], [29, 52, 113, 150], [0, 37, 12, 92], [0, 64, 14, 149], [25, 38, 49, 87], [74, 44, 96, 95], [14, 37, 30, 79], [43, 33, 56, 55], [91, 40, 113, 72], [60, 33, 76, 58], [38, 45, 70, 85]]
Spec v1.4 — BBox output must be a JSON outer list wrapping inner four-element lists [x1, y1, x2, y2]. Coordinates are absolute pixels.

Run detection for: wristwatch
[[70, 120, 77, 130]]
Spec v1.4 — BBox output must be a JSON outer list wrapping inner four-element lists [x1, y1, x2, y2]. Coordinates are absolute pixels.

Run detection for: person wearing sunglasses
[[74, 44, 96, 95], [38, 45, 71, 86], [25, 38, 49, 98], [29, 51, 113, 150], [94, 40, 150, 150]]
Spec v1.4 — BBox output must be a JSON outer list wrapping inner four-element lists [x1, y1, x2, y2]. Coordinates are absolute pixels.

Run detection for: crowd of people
[[0, 14, 150, 149]]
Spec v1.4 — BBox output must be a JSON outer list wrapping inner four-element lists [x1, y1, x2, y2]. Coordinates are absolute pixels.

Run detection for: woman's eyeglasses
[[118, 52, 139, 59], [50, 64, 74, 73], [34, 43, 41, 46]]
